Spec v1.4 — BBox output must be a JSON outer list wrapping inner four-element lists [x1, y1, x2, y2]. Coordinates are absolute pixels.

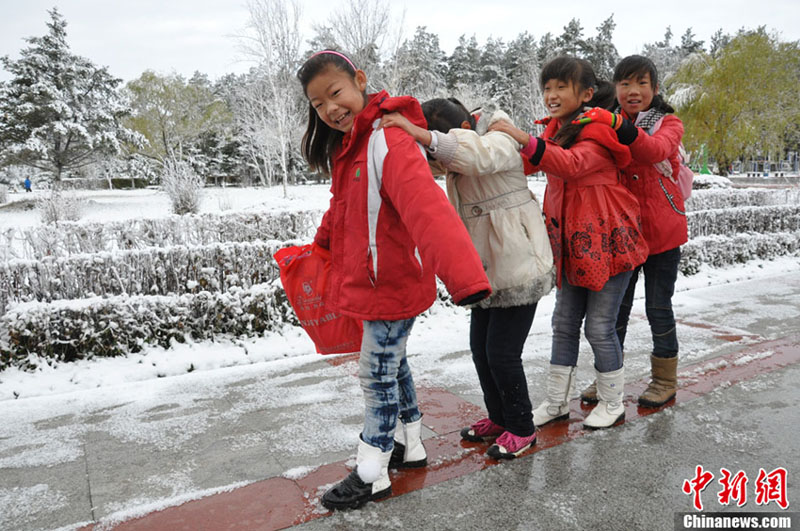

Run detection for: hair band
[[310, 50, 357, 72]]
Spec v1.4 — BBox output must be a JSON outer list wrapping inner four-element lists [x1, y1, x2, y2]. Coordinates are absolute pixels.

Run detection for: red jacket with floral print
[[621, 112, 688, 255], [314, 91, 490, 320], [523, 119, 649, 291]]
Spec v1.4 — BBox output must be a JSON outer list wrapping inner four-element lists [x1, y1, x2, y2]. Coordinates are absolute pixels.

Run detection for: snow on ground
[[0, 178, 797, 404], [0, 184, 335, 229]]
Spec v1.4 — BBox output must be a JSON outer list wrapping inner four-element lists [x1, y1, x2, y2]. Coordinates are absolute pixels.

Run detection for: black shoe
[[320, 469, 391, 510], [388, 442, 428, 469]]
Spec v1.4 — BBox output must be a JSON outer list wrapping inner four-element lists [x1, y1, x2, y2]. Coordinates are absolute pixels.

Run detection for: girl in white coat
[[380, 98, 554, 459]]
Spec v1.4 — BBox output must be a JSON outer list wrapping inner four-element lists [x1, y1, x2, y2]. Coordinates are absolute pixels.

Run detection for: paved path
[[2, 266, 800, 531]]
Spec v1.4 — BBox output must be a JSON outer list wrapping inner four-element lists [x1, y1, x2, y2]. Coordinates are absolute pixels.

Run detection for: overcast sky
[[1, 0, 799, 83]]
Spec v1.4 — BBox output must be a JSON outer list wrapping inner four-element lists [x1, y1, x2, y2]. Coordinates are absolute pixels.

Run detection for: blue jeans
[[470, 304, 537, 437], [550, 270, 633, 373], [616, 247, 681, 358], [359, 318, 421, 452]]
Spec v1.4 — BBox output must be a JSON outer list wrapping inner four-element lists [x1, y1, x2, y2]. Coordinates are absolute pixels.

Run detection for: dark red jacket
[[524, 120, 649, 291], [621, 113, 688, 255], [314, 91, 490, 320]]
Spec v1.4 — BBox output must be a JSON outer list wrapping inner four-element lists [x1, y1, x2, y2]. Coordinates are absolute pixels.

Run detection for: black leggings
[[470, 304, 537, 436]]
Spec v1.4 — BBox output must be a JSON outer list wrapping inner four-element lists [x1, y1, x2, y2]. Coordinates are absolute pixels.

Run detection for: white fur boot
[[533, 364, 576, 427], [389, 418, 427, 469], [583, 367, 625, 429]]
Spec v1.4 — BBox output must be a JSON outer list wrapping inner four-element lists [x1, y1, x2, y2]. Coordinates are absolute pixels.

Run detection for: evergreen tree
[[393, 26, 447, 101], [0, 9, 142, 181], [504, 32, 545, 129], [680, 28, 705, 55], [556, 19, 587, 57], [446, 35, 482, 89], [480, 37, 509, 107], [584, 16, 620, 80]]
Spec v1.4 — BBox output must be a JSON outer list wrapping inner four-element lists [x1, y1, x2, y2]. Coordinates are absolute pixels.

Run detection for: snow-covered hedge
[[680, 231, 800, 275], [0, 282, 295, 370], [0, 240, 301, 314], [685, 188, 800, 211], [687, 205, 800, 239], [0, 209, 322, 261]]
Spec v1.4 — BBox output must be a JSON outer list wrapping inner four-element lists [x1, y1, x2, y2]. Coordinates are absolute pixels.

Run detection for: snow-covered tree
[[446, 35, 481, 90], [237, 0, 305, 193], [583, 16, 620, 80], [556, 19, 587, 57], [505, 32, 546, 130], [0, 9, 143, 181], [311, 0, 405, 91], [392, 26, 447, 102]]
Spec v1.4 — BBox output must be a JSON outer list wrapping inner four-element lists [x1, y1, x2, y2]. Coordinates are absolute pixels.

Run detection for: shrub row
[[0, 239, 301, 314], [680, 230, 800, 275], [0, 282, 296, 370], [0, 279, 455, 370], [686, 205, 800, 239], [685, 188, 800, 212], [0, 209, 321, 261]]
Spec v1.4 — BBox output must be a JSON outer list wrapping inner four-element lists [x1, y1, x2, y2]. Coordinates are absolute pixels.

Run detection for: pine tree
[[446, 35, 482, 89], [392, 27, 447, 101], [556, 19, 587, 57], [0, 8, 142, 181], [583, 16, 620, 80]]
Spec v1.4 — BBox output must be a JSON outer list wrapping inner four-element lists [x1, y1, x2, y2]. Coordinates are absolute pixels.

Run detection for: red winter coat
[[523, 119, 649, 291], [314, 91, 490, 321], [621, 112, 688, 255]]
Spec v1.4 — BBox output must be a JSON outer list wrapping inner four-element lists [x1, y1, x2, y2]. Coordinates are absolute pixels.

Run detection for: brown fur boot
[[638, 355, 678, 407]]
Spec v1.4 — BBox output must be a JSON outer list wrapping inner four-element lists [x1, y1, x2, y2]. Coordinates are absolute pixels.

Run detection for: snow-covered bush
[[36, 191, 84, 223], [692, 174, 733, 190], [0, 185, 7, 204], [0, 239, 300, 313], [680, 231, 800, 275], [687, 205, 800, 239], [0, 209, 322, 261], [162, 159, 203, 215], [686, 188, 800, 211], [0, 281, 295, 369]]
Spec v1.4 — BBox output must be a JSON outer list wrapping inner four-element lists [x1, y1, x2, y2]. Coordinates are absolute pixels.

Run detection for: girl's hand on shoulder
[[378, 112, 431, 146], [488, 119, 530, 147]]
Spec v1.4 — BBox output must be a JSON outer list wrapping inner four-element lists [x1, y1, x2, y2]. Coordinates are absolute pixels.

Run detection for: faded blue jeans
[[615, 247, 681, 358], [550, 270, 633, 373], [359, 317, 422, 452]]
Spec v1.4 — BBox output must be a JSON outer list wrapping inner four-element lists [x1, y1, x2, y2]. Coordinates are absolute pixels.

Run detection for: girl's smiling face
[[542, 78, 594, 121], [305, 66, 368, 133], [616, 72, 657, 119]]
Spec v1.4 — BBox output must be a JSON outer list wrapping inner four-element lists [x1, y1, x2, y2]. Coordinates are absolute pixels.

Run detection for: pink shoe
[[487, 430, 537, 459], [460, 418, 505, 442]]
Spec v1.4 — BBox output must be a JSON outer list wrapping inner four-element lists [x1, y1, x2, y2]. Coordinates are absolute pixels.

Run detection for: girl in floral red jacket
[[576, 55, 688, 408], [297, 50, 490, 511], [491, 56, 649, 429]]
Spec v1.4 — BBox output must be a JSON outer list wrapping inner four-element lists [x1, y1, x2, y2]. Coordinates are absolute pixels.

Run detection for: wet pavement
[[2, 264, 800, 531]]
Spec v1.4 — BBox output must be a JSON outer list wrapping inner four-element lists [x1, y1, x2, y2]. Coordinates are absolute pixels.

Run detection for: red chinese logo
[[683, 466, 789, 511]]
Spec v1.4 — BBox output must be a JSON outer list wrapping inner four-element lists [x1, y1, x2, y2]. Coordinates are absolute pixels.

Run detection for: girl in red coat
[[297, 50, 490, 510], [491, 56, 649, 429], [576, 55, 689, 407]]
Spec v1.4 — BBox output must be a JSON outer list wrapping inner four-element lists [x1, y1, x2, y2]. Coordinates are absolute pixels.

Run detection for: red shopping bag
[[273, 243, 363, 354]]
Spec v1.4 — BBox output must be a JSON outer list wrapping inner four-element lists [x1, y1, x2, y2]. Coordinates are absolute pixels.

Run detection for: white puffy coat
[[432, 109, 555, 308]]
